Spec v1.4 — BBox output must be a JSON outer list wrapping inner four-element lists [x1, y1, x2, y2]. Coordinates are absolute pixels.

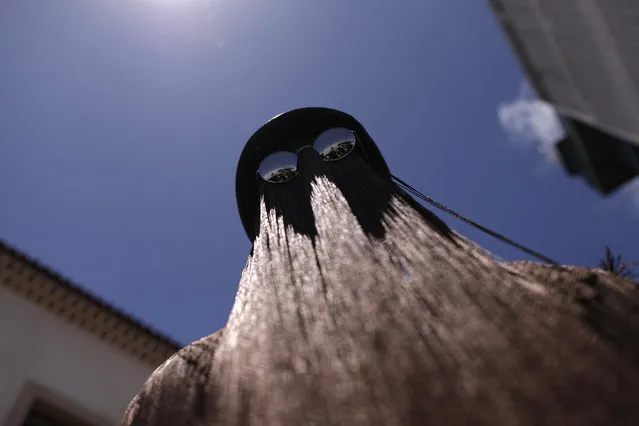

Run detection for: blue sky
[[1, 0, 637, 345]]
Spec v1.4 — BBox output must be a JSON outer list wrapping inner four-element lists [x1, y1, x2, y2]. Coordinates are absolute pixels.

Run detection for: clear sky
[[1, 0, 637, 345]]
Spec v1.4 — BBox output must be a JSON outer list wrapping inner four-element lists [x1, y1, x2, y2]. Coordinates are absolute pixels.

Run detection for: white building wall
[[0, 285, 155, 425]]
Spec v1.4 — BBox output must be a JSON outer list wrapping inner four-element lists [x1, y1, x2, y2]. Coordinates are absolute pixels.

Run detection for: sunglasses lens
[[258, 151, 299, 183], [313, 128, 356, 162]]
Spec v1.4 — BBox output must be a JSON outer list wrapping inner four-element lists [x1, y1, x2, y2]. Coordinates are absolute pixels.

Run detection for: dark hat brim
[[235, 107, 391, 242]]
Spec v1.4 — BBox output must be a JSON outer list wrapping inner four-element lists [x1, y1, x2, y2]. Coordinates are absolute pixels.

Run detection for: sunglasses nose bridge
[[295, 144, 314, 154]]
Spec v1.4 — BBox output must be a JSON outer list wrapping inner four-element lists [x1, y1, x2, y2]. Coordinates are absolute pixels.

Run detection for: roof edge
[[0, 238, 182, 366]]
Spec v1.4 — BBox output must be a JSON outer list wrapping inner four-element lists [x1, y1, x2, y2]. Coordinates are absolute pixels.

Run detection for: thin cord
[[391, 175, 559, 265]]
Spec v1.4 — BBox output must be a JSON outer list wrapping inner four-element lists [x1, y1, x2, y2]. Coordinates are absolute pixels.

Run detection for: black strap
[[392, 175, 559, 265]]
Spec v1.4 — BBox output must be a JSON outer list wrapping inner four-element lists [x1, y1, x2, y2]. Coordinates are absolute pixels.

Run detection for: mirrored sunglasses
[[257, 127, 359, 184]]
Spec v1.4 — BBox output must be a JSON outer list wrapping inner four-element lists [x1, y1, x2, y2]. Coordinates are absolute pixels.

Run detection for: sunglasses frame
[[256, 128, 370, 184]]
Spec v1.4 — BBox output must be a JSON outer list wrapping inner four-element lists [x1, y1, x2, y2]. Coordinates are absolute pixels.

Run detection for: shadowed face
[[250, 120, 401, 242], [235, 108, 393, 243]]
